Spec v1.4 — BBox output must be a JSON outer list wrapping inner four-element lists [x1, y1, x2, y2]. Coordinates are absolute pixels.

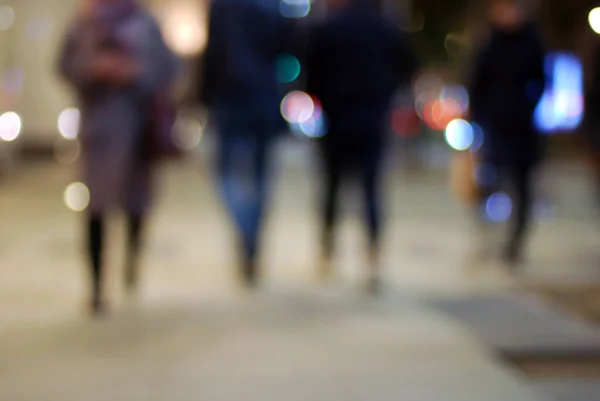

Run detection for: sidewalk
[[0, 159, 597, 400]]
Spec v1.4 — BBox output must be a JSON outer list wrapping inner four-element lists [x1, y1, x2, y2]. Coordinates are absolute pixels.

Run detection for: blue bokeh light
[[485, 192, 513, 223], [534, 53, 584, 134], [279, 0, 311, 18]]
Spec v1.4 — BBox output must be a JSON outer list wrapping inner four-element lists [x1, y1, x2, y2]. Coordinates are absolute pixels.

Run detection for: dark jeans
[[320, 140, 383, 257], [477, 159, 536, 259], [216, 132, 272, 261]]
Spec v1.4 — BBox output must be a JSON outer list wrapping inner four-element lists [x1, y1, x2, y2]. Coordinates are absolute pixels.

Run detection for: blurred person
[[469, 0, 546, 268], [59, 0, 179, 315], [200, 0, 292, 288], [306, 0, 416, 292]]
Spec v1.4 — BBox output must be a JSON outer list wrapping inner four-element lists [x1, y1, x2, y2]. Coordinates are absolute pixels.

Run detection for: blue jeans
[[215, 112, 274, 260]]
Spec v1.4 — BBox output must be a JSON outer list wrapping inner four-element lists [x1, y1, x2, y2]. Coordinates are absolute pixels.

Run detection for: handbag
[[450, 151, 479, 205], [146, 95, 181, 161]]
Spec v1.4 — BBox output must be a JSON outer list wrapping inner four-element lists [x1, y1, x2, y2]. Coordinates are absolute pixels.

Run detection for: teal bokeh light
[[275, 54, 301, 84]]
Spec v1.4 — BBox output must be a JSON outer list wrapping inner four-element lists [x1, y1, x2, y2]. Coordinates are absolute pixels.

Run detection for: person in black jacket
[[306, 0, 416, 291], [469, 0, 547, 268]]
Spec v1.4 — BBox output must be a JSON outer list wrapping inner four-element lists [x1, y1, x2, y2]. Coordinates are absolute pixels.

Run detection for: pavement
[[1, 142, 600, 400]]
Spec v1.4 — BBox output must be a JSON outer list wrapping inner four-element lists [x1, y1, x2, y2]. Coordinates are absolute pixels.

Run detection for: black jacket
[[469, 24, 547, 164], [306, 2, 416, 143]]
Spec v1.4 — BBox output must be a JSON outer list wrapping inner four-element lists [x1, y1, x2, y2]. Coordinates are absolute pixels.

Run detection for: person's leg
[[87, 214, 105, 315], [504, 162, 535, 265], [217, 130, 270, 287], [240, 136, 272, 286], [319, 146, 343, 279], [361, 143, 384, 292], [125, 213, 144, 291]]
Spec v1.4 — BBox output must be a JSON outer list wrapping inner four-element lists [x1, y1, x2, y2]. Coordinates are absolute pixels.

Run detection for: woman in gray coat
[[59, 0, 179, 316]]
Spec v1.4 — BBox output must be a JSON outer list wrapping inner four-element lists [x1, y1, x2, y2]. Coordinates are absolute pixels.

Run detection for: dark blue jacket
[[200, 0, 293, 133], [470, 24, 547, 165], [306, 2, 416, 144]]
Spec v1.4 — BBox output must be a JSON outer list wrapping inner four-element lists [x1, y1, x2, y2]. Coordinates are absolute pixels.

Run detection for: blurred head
[[490, 0, 527, 30]]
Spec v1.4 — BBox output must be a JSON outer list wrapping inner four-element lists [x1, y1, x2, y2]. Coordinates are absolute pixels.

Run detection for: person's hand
[[92, 51, 139, 85]]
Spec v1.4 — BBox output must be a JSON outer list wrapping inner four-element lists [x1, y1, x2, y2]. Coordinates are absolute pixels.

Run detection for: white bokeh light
[[173, 116, 203, 151], [64, 182, 90, 212], [590, 8, 600, 34], [0, 5, 15, 31], [161, 1, 207, 56], [444, 119, 474, 151], [58, 107, 80, 140], [0, 111, 22, 142], [281, 91, 315, 124]]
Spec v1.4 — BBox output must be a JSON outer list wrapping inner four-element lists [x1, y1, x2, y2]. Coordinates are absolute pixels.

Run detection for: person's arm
[[468, 46, 490, 124], [305, 26, 324, 100], [198, 1, 225, 106], [527, 37, 548, 110], [57, 23, 95, 88], [136, 15, 181, 96], [391, 28, 418, 88]]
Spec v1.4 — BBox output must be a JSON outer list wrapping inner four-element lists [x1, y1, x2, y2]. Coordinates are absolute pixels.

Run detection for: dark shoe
[[90, 297, 108, 318], [365, 274, 382, 296], [241, 257, 258, 289], [502, 242, 523, 271]]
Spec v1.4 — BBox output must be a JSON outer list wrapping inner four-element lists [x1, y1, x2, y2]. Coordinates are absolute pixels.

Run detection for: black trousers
[[477, 159, 536, 258], [87, 213, 144, 305], [320, 140, 383, 257]]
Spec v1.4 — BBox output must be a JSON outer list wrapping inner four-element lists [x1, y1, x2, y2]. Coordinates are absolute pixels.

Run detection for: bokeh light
[[281, 91, 315, 124], [2, 67, 23, 94], [0, 5, 15, 31], [470, 122, 484, 152], [589, 7, 600, 34], [58, 107, 80, 140], [64, 182, 90, 212], [534, 53, 583, 133], [161, 1, 207, 56], [392, 107, 421, 137], [441, 85, 469, 114], [485, 192, 512, 223], [275, 54, 301, 84], [172, 115, 204, 151], [54, 138, 81, 165], [0, 111, 22, 142], [444, 119, 474, 151], [279, 0, 311, 18]]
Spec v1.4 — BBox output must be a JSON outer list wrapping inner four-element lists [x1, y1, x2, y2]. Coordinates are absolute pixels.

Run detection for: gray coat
[[59, 11, 179, 215]]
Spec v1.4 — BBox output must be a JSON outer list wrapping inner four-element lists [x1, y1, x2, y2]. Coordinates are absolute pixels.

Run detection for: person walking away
[[200, 0, 293, 288], [306, 0, 416, 292], [59, 0, 179, 316], [469, 0, 546, 269]]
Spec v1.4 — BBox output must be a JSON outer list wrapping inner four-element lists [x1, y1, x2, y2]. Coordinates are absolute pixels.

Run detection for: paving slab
[[430, 294, 600, 360], [529, 379, 600, 401]]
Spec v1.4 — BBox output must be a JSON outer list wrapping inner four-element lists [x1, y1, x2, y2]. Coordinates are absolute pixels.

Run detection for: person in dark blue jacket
[[469, 0, 547, 267], [306, 0, 416, 291], [200, 0, 293, 287]]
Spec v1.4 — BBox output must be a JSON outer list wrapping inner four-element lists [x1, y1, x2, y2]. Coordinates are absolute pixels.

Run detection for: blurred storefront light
[[64, 182, 90, 212], [534, 53, 583, 134], [0, 5, 15, 31], [58, 107, 80, 140], [444, 118, 473, 151], [589, 7, 600, 34], [161, 0, 207, 56], [279, 0, 311, 18], [0, 111, 21, 142]]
